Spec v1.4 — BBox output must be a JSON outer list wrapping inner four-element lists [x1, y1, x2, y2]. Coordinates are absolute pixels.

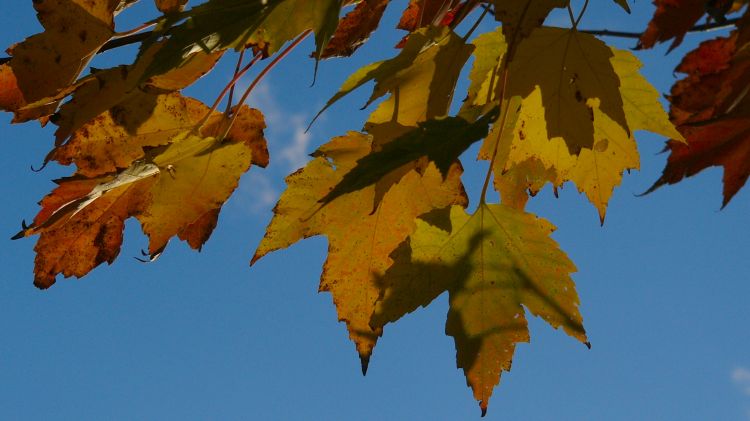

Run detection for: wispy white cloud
[[278, 114, 312, 170], [732, 367, 750, 396], [237, 171, 278, 215], [246, 79, 316, 171]]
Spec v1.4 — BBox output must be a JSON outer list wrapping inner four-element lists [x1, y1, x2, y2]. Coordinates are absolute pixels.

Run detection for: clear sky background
[[1, 1, 749, 419]]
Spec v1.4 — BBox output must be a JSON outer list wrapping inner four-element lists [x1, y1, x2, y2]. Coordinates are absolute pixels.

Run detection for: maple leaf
[[491, 0, 568, 51], [612, 0, 631, 13], [253, 132, 467, 373], [320, 0, 389, 58], [51, 93, 219, 177], [0, 0, 122, 122], [141, 0, 342, 78], [649, 10, 750, 206], [14, 98, 268, 288], [466, 28, 679, 220], [155, 0, 188, 14], [321, 110, 497, 205], [50, 44, 221, 145], [396, 0, 463, 32], [371, 204, 587, 415], [638, 0, 708, 50], [505, 27, 628, 153], [316, 25, 473, 140]]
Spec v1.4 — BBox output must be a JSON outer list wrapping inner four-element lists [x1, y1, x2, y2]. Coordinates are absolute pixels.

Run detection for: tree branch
[[581, 17, 741, 39]]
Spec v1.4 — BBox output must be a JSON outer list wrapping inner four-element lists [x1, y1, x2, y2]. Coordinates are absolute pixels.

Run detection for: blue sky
[[1, 1, 749, 419]]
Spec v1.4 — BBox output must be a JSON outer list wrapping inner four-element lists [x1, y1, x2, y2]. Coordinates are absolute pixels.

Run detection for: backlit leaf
[[372, 204, 587, 415], [142, 0, 341, 78], [320, 0, 389, 58], [649, 11, 750, 206], [156, 0, 188, 13], [16, 101, 267, 288], [253, 132, 467, 372], [638, 0, 706, 50], [321, 110, 496, 205], [506, 27, 628, 153], [0, 0, 121, 121], [492, 0, 568, 48], [316, 26, 472, 136], [467, 28, 676, 220]]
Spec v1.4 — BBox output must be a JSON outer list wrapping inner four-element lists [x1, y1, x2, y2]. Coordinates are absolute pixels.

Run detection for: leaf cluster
[[2, 0, 749, 415]]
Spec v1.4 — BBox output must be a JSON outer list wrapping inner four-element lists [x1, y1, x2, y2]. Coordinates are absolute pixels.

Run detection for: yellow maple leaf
[[253, 132, 467, 372], [467, 28, 680, 220], [317, 26, 473, 144], [492, 0, 568, 48], [506, 27, 628, 153], [372, 204, 587, 415]]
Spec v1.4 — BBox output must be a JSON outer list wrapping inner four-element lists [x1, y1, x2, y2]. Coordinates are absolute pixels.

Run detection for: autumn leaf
[[156, 0, 188, 14], [466, 28, 678, 220], [396, 0, 463, 32], [612, 0, 631, 13], [491, 0, 568, 50], [505, 27, 628, 153], [649, 10, 750, 206], [15, 99, 268, 288], [638, 0, 706, 50], [253, 132, 467, 373], [51, 93, 223, 177], [141, 0, 341, 78], [320, 0, 389, 58], [50, 44, 221, 145], [316, 25, 472, 138], [372, 204, 587, 415], [321, 110, 497, 205], [363, 26, 474, 142], [0, 0, 122, 122]]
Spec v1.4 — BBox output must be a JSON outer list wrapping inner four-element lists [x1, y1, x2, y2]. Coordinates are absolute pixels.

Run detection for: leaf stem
[[225, 48, 247, 115], [462, 2, 490, 42], [112, 21, 157, 38], [217, 29, 312, 141], [575, 0, 590, 29], [479, 68, 509, 205], [193, 52, 262, 134]]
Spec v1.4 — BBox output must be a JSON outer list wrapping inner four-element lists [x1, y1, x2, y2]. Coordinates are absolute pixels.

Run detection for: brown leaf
[[650, 10, 750, 205], [319, 0, 389, 58], [17, 98, 267, 288], [638, 0, 706, 50], [155, 0, 188, 13], [0, 0, 121, 122]]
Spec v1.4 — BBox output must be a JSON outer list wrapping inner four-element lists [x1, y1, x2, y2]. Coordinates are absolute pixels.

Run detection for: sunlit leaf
[[0, 0, 121, 121], [15, 100, 267, 288], [372, 204, 587, 415], [253, 132, 467, 372]]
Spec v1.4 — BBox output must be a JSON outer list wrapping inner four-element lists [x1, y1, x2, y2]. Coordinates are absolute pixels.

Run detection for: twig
[[217, 29, 312, 142], [581, 17, 741, 38]]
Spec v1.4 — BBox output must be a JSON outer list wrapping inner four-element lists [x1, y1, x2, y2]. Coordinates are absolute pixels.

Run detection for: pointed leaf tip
[[360, 354, 370, 376]]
